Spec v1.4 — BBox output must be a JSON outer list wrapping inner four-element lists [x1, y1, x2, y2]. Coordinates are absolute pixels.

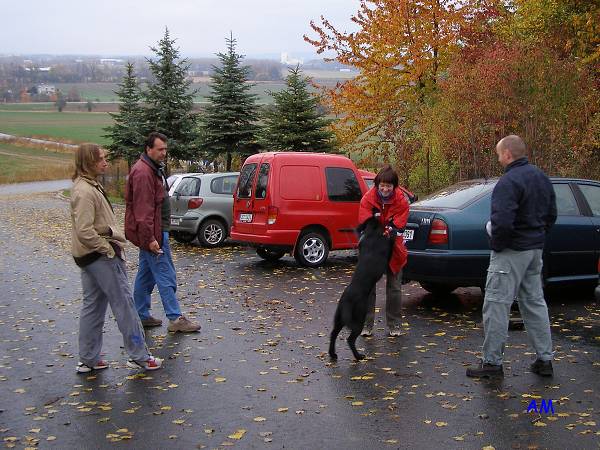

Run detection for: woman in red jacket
[[358, 165, 410, 336]]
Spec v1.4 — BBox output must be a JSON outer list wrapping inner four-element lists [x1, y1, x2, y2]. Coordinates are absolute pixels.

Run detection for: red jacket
[[358, 187, 410, 274], [125, 155, 165, 250]]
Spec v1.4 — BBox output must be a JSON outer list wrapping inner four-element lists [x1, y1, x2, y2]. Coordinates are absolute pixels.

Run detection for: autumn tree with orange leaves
[[305, 0, 499, 189], [306, 0, 599, 192]]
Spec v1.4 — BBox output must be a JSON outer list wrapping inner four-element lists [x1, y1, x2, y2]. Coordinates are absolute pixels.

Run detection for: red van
[[230, 152, 375, 267]]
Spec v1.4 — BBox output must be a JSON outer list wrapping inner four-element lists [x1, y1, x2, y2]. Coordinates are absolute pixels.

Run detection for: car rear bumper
[[403, 250, 490, 287], [170, 214, 202, 233], [230, 229, 298, 248]]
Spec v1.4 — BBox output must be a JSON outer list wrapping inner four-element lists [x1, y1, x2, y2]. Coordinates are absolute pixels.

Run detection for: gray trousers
[[364, 268, 403, 330], [79, 256, 150, 366], [482, 249, 553, 366]]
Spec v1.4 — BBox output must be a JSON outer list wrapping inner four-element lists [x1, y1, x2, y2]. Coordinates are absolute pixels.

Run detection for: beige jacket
[[70, 176, 126, 259]]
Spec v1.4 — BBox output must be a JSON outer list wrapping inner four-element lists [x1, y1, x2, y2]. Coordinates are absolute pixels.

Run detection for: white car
[[167, 173, 203, 196]]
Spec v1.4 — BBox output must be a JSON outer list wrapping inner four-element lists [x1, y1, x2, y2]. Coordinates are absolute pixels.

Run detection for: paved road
[[0, 179, 71, 195], [0, 194, 599, 449]]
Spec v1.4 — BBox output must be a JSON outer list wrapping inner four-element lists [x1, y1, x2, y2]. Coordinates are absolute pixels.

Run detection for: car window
[[211, 175, 238, 195], [175, 177, 201, 197], [578, 184, 600, 216], [166, 175, 178, 189], [553, 183, 580, 215], [325, 167, 362, 202], [237, 163, 257, 199], [364, 178, 374, 189], [413, 181, 495, 209], [255, 164, 270, 199]]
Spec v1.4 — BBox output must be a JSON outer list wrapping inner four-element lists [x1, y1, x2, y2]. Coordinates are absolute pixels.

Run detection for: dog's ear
[[371, 207, 381, 218]]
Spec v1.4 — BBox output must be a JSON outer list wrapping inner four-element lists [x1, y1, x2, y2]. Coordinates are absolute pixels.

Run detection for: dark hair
[[145, 132, 168, 150], [374, 165, 399, 188]]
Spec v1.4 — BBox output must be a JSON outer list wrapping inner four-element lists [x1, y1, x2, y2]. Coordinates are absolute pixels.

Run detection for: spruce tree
[[259, 65, 335, 152], [103, 62, 144, 169], [144, 28, 198, 165], [200, 34, 259, 171]]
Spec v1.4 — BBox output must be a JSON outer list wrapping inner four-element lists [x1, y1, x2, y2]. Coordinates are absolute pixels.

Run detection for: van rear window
[[280, 165, 321, 200], [237, 164, 257, 199], [255, 163, 270, 199], [325, 167, 362, 202]]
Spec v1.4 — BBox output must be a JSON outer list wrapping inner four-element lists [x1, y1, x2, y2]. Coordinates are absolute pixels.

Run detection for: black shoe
[[466, 362, 504, 378], [530, 359, 553, 377], [508, 317, 524, 330]]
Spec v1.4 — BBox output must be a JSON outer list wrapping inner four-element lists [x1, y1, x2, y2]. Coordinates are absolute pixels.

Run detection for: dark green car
[[403, 177, 600, 296]]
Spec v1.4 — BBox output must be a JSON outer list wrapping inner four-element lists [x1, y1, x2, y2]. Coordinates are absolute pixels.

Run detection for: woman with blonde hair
[[70, 143, 162, 372]]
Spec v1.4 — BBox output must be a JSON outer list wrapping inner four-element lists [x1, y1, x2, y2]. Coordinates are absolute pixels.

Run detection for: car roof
[[244, 152, 354, 164], [179, 172, 239, 179]]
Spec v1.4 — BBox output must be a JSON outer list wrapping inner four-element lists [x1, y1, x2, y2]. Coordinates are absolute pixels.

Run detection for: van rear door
[[233, 162, 259, 234], [251, 162, 272, 236]]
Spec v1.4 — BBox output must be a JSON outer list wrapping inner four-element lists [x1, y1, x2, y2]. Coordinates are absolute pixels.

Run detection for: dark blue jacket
[[490, 157, 557, 252]]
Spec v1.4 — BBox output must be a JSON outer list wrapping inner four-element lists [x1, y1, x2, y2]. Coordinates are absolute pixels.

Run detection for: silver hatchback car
[[169, 172, 239, 247]]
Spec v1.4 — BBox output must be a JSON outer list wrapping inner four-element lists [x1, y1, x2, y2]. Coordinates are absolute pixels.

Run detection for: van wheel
[[198, 219, 226, 247], [171, 231, 195, 244], [294, 232, 329, 267], [256, 247, 285, 262]]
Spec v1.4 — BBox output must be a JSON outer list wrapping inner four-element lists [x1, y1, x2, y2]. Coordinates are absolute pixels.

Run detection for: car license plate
[[239, 213, 253, 223], [403, 229, 414, 241], [170, 218, 181, 226]]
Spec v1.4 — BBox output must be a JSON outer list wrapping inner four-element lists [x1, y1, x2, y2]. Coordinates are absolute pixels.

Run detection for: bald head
[[495, 135, 527, 167], [497, 135, 527, 159]]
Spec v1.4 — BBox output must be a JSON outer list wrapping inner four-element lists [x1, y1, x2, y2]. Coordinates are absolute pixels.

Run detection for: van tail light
[[267, 206, 278, 225], [428, 218, 448, 245], [188, 198, 203, 209]]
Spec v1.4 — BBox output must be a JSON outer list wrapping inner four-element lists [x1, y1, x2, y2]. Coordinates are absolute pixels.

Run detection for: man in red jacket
[[358, 165, 410, 337], [125, 132, 200, 333]]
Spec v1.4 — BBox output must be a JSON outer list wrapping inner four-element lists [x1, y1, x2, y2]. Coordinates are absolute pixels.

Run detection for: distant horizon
[[0, 50, 330, 62]]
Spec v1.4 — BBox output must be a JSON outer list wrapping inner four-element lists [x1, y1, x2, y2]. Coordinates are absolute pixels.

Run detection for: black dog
[[329, 216, 396, 360]]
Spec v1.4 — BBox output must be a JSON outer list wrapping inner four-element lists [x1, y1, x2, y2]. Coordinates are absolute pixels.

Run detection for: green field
[[0, 111, 112, 144], [0, 103, 56, 112], [0, 141, 73, 183]]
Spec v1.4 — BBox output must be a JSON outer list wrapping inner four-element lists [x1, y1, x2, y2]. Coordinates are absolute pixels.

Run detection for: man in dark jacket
[[125, 132, 200, 333], [466, 135, 557, 378]]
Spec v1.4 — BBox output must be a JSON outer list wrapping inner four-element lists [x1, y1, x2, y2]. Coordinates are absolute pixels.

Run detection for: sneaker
[[167, 316, 201, 333], [126, 356, 163, 371], [141, 316, 162, 328], [76, 360, 109, 373], [530, 359, 553, 377], [466, 362, 504, 378], [388, 328, 402, 337], [360, 327, 373, 337]]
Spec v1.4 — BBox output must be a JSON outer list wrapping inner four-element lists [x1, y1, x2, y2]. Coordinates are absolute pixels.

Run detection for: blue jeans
[[133, 232, 182, 321]]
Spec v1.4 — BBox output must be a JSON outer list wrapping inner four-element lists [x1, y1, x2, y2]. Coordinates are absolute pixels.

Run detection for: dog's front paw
[[329, 351, 338, 360], [354, 353, 365, 361]]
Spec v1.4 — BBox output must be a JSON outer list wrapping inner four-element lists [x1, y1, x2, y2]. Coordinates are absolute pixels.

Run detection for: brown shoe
[[141, 316, 162, 328], [167, 316, 201, 333]]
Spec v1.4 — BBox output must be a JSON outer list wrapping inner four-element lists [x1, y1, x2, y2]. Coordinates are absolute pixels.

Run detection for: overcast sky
[[1, 0, 358, 58]]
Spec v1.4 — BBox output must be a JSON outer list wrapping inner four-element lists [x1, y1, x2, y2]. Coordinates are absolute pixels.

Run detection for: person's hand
[[149, 240, 162, 254], [383, 226, 393, 237]]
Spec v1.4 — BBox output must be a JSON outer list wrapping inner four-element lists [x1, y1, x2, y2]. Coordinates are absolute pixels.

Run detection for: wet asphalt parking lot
[[0, 191, 599, 449]]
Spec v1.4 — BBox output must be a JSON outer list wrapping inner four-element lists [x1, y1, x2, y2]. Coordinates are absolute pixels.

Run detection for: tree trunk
[[226, 152, 232, 172]]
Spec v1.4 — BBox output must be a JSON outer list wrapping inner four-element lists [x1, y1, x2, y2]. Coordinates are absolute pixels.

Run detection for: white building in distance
[[280, 52, 303, 66]]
